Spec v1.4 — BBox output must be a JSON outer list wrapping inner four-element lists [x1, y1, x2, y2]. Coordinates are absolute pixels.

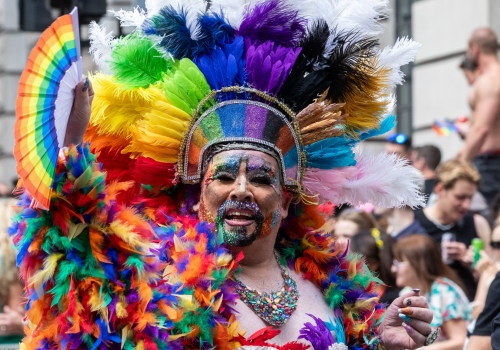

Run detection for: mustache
[[216, 200, 263, 221]]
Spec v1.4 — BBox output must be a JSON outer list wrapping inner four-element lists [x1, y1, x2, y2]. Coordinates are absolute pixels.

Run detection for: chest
[[233, 270, 336, 345]]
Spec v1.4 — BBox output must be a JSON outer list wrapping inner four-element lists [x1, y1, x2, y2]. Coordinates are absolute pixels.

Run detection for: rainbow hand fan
[[15, 8, 82, 210]]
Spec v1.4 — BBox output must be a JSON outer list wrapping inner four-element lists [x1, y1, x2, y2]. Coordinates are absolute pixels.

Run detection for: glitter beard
[[216, 200, 264, 246]]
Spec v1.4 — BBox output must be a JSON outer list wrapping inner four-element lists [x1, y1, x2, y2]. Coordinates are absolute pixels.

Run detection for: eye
[[214, 173, 235, 182], [251, 175, 272, 185]]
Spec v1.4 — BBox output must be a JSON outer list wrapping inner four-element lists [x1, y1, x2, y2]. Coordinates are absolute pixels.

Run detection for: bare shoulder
[[475, 64, 500, 97], [473, 213, 491, 245]]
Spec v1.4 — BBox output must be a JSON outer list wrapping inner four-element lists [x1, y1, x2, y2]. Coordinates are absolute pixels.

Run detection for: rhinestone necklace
[[234, 254, 299, 326]]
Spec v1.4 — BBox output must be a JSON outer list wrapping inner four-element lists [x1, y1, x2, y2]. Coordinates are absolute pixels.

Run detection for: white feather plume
[[341, 152, 425, 208], [88, 21, 115, 74], [304, 152, 425, 208], [145, 0, 176, 15], [209, 0, 261, 29], [378, 37, 421, 88], [290, 0, 389, 38], [111, 7, 147, 28]]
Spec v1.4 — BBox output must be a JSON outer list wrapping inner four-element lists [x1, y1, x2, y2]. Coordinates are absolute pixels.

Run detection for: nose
[[229, 173, 253, 202], [460, 198, 472, 213]]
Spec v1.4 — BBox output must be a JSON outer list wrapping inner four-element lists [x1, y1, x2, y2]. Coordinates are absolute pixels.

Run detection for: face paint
[[199, 150, 288, 247], [215, 200, 264, 246]]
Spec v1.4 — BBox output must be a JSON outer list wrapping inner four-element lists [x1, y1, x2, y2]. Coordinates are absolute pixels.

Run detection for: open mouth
[[224, 209, 256, 226]]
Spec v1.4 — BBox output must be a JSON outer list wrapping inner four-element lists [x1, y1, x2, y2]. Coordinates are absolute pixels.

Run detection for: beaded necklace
[[234, 254, 299, 326]]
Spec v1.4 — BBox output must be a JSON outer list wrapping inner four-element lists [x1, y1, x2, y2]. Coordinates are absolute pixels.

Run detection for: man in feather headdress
[[12, 1, 437, 349]]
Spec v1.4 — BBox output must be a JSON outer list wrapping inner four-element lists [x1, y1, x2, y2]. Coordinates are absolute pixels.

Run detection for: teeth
[[229, 211, 252, 217]]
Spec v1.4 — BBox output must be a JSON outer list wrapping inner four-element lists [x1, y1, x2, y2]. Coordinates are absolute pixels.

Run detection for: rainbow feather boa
[[10, 145, 385, 349]]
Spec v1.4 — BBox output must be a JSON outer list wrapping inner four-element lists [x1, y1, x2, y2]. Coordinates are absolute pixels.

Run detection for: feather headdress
[[86, 0, 423, 207]]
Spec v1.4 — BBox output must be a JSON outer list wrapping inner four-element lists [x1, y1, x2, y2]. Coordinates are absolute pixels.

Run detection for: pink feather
[[303, 152, 425, 208]]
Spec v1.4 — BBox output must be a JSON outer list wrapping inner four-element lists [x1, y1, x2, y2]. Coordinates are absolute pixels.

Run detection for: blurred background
[[0, 0, 498, 185]]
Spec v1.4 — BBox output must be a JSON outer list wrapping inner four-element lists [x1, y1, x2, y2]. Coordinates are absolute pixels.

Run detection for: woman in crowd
[[350, 229, 400, 304], [393, 235, 470, 350], [333, 209, 378, 251]]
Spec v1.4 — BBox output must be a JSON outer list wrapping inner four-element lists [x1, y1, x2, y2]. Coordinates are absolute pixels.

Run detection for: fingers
[[74, 77, 91, 106], [402, 321, 427, 346], [442, 241, 466, 258], [399, 307, 433, 324], [402, 295, 429, 309], [65, 76, 92, 146], [399, 308, 433, 335]]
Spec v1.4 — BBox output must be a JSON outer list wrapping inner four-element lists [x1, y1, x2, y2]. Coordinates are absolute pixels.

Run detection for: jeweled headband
[[178, 87, 304, 188]]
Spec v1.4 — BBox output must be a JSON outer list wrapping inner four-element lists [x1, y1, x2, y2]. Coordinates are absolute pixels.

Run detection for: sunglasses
[[392, 259, 409, 269], [491, 241, 500, 249], [386, 133, 408, 144]]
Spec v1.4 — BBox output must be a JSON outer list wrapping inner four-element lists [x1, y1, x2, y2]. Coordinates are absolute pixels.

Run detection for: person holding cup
[[414, 159, 491, 299]]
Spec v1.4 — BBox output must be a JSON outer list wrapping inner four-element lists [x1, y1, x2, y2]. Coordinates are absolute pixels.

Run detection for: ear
[[279, 192, 293, 220], [434, 182, 444, 195]]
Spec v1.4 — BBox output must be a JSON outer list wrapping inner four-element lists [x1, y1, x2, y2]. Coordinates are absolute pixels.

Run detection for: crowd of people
[[326, 40, 500, 346], [1, 1, 500, 348]]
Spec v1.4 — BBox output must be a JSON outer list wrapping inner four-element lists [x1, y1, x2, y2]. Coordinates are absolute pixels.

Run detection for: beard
[[215, 200, 265, 247]]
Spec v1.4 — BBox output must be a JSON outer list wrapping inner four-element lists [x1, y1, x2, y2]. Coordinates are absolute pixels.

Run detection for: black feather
[[325, 31, 379, 102], [278, 26, 379, 111]]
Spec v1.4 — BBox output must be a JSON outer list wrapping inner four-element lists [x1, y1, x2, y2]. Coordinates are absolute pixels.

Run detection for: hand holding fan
[[15, 7, 82, 210]]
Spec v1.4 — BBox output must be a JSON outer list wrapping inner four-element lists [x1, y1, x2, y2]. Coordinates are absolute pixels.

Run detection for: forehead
[[209, 149, 279, 170], [448, 179, 477, 192]]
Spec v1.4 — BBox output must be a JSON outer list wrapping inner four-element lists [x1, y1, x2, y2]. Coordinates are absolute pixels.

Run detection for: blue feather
[[358, 115, 397, 141], [305, 137, 356, 169], [196, 11, 234, 55], [142, 6, 195, 59]]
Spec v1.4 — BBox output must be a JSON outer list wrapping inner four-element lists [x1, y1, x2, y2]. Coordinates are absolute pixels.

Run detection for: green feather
[[125, 254, 145, 279], [160, 58, 212, 114], [110, 34, 172, 89]]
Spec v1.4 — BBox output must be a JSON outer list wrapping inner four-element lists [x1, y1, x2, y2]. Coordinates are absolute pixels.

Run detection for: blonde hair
[[436, 159, 480, 190]]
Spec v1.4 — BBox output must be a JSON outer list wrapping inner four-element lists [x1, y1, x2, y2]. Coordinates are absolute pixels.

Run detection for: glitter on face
[[215, 200, 264, 246], [200, 150, 287, 247]]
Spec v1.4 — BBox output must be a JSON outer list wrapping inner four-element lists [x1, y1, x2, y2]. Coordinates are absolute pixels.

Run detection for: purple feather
[[245, 39, 301, 94], [298, 314, 336, 350], [238, 0, 306, 46]]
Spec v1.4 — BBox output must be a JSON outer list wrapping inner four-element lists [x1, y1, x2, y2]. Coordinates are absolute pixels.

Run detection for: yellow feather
[[340, 64, 391, 138], [121, 326, 129, 349], [28, 253, 64, 292], [353, 297, 378, 311], [210, 293, 224, 312], [108, 221, 151, 252], [173, 234, 187, 252], [216, 253, 233, 267], [116, 295, 129, 319], [67, 222, 87, 241], [348, 256, 358, 280]]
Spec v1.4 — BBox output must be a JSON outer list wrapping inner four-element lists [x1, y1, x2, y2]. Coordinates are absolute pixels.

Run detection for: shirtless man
[[458, 28, 500, 204]]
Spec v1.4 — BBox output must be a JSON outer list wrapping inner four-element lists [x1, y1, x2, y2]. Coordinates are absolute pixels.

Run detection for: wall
[[411, 0, 499, 160]]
